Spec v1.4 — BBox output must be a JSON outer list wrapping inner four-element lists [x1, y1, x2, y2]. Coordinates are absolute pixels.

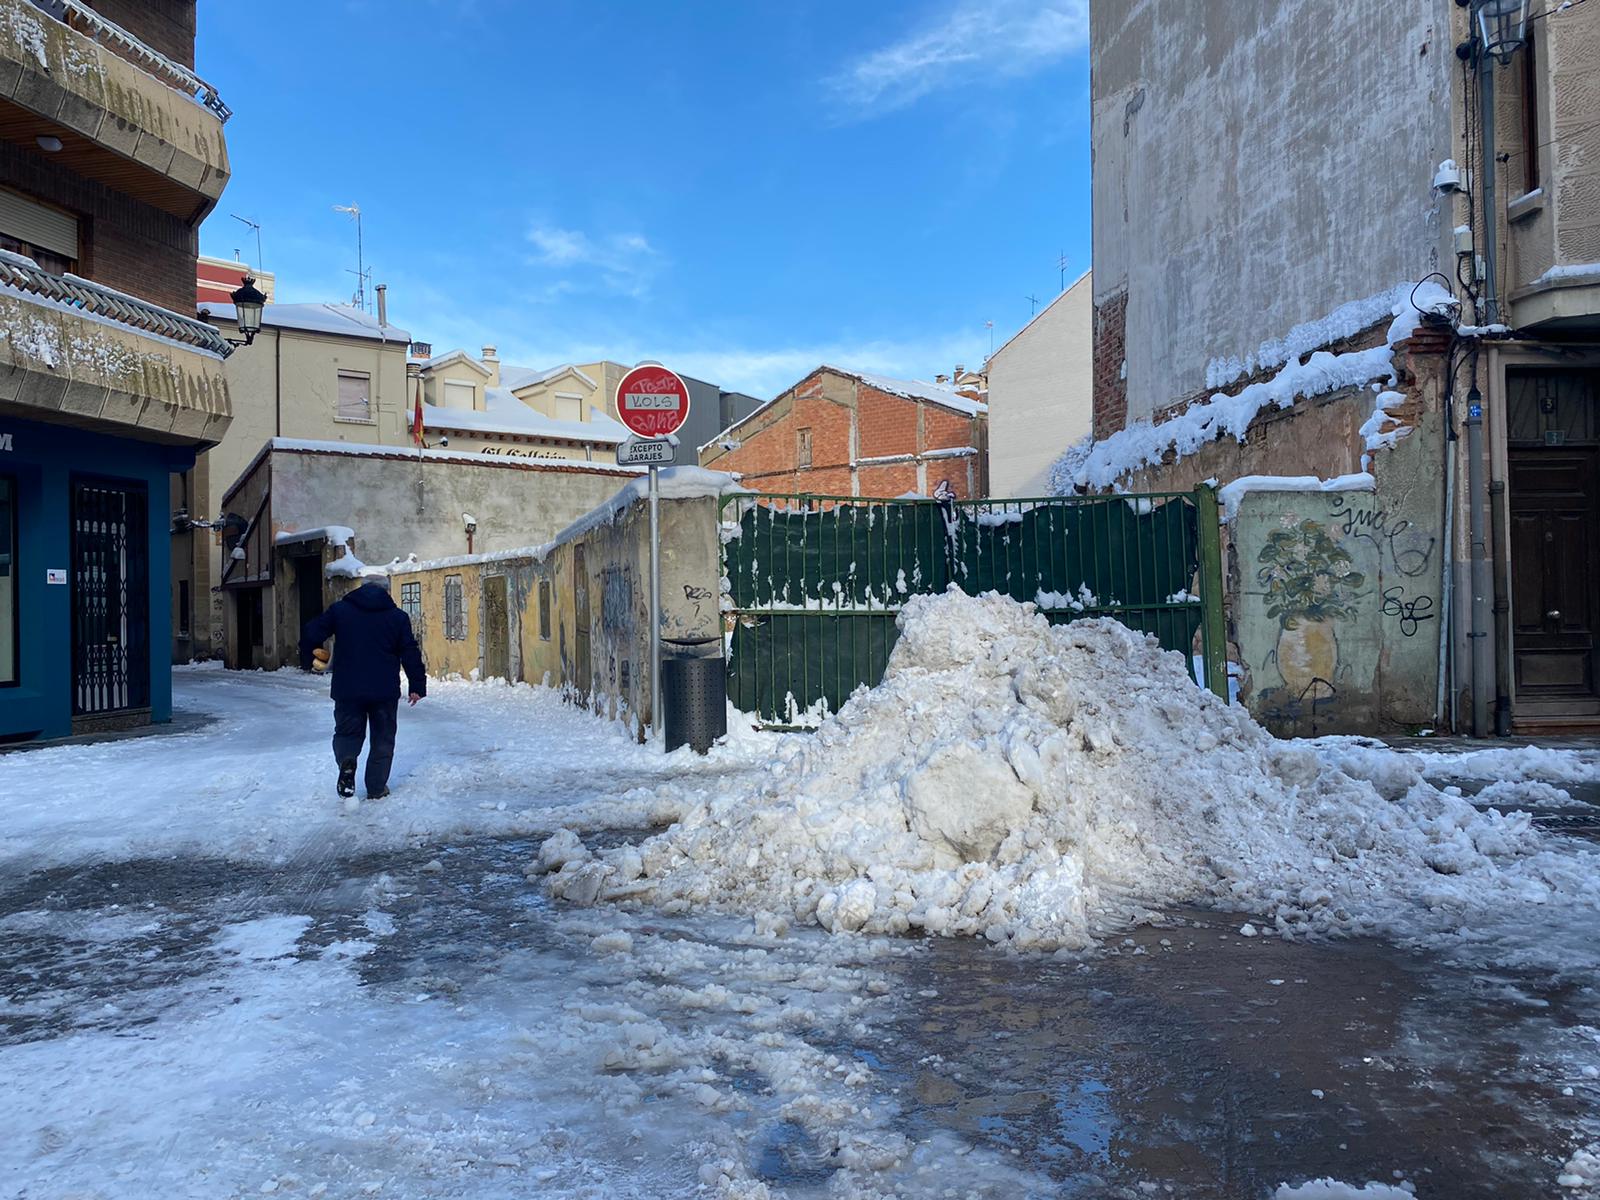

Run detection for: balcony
[[0, 249, 232, 445], [0, 0, 229, 220]]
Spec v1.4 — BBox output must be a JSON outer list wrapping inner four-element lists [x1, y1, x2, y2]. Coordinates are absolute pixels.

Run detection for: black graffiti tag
[[1381, 586, 1436, 637], [1328, 495, 1436, 579]]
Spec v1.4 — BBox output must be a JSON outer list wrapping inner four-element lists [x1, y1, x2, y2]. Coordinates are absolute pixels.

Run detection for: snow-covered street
[[6, 634, 1600, 1198]]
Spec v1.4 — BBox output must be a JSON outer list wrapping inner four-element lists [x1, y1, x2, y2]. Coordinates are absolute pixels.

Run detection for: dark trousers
[[333, 698, 400, 795]]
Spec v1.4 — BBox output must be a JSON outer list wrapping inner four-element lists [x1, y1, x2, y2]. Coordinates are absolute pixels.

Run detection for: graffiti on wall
[[1239, 487, 1440, 735]]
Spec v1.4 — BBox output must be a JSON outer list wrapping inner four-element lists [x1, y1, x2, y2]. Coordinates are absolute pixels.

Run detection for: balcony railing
[[0, 250, 233, 357], [29, 0, 231, 122]]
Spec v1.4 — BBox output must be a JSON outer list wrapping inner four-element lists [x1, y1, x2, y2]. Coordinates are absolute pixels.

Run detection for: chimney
[[953, 363, 964, 378], [481, 344, 500, 387], [375, 283, 388, 327], [936, 373, 950, 384]]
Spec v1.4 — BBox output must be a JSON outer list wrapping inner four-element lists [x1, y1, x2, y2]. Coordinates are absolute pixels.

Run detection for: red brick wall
[[856, 387, 919, 458], [858, 463, 917, 496], [0, 140, 197, 313], [705, 369, 988, 500], [85, 0, 197, 69], [1092, 289, 1128, 440]]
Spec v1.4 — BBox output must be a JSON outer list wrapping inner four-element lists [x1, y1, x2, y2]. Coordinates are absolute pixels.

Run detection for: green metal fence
[[721, 486, 1228, 728]]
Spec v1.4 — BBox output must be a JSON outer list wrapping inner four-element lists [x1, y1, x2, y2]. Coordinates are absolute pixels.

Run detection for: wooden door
[[483, 575, 510, 681], [1509, 447, 1600, 713], [573, 546, 591, 700]]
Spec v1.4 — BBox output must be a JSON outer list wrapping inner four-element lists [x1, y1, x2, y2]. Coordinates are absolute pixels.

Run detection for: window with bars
[[400, 581, 422, 626], [337, 370, 372, 422], [443, 575, 466, 640], [538, 578, 552, 640]]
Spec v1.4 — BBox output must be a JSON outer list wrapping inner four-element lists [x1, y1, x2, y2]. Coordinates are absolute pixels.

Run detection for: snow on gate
[[718, 486, 1228, 727]]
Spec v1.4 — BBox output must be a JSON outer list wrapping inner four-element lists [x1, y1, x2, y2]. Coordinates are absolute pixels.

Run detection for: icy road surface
[[3, 665, 1600, 1198]]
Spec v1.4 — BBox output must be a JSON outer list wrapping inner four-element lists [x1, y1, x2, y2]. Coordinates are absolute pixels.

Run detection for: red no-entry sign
[[616, 364, 691, 439]]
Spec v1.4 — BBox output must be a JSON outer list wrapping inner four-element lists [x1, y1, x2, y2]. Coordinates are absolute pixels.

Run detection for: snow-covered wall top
[[1092, 0, 1455, 422]]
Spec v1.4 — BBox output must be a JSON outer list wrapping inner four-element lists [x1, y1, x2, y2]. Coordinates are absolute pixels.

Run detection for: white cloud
[[525, 223, 659, 297], [828, 0, 1088, 114]]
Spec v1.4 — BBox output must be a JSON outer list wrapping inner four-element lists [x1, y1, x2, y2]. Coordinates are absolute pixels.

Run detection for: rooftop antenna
[[230, 213, 263, 274], [1057, 249, 1069, 291], [333, 203, 366, 311], [1025, 293, 1040, 316]]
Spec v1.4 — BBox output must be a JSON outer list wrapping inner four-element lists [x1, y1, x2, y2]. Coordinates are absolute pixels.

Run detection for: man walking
[[300, 578, 427, 800]]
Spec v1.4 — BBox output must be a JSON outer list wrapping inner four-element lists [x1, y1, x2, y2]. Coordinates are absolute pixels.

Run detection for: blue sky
[[198, 0, 1090, 397]]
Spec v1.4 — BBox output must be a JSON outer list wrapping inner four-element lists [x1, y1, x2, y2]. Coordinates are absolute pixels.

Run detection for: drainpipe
[[1466, 383, 1492, 736], [1437, 423, 1456, 728], [1490, 471, 1511, 735], [1478, 49, 1501, 325]]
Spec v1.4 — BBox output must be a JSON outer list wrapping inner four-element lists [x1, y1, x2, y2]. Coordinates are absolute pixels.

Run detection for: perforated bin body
[[661, 652, 727, 754]]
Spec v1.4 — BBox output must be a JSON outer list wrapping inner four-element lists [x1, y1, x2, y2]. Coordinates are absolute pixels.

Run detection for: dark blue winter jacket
[[300, 582, 427, 702]]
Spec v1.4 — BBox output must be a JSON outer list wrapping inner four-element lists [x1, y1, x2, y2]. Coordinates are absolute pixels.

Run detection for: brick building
[[699, 366, 988, 499]]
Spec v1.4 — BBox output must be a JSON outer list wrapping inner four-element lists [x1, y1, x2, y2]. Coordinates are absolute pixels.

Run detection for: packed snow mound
[[548, 590, 1599, 951]]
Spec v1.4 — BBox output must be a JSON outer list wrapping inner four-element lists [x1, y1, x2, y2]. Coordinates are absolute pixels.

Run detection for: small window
[[400, 581, 422, 625], [443, 575, 466, 640], [538, 578, 552, 640], [0, 187, 79, 275], [443, 379, 476, 410], [337, 370, 372, 422], [555, 394, 583, 423], [797, 427, 813, 470], [0, 475, 15, 685]]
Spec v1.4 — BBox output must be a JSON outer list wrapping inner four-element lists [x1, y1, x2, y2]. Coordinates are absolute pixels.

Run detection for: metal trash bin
[[660, 636, 727, 754]]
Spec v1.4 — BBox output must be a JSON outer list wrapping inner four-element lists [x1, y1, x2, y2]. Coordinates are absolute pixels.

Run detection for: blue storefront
[[0, 416, 194, 743]]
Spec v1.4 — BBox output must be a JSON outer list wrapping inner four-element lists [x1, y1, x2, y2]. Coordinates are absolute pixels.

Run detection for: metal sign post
[[614, 366, 692, 743], [648, 462, 661, 739]]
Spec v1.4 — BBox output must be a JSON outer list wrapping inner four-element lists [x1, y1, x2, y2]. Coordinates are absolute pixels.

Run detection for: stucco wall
[[392, 493, 722, 738], [988, 274, 1092, 497], [1229, 411, 1445, 737], [265, 450, 640, 567], [1091, 0, 1456, 421]]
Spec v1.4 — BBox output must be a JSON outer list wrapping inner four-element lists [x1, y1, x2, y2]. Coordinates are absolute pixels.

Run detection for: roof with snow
[[201, 302, 410, 344], [424, 391, 629, 444]]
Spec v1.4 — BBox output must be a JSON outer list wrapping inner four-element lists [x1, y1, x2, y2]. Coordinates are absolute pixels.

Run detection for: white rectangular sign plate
[[617, 438, 674, 466]]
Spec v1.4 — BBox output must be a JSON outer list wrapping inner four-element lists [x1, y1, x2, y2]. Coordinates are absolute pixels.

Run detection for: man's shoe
[[337, 760, 357, 798], [367, 787, 390, 801]]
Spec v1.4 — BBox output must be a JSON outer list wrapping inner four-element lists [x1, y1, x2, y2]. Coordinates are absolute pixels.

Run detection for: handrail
[[0, 251, 234, 357], [29, 0, 231, 122]]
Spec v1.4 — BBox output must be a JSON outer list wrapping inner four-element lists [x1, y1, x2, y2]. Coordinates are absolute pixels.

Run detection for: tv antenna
[[985, 319, 995, 357], [1025, 293, 1040, 316], [1057, 249, 1070, 291], [230, 213, 263, 273], [333, 203, 367, 311]]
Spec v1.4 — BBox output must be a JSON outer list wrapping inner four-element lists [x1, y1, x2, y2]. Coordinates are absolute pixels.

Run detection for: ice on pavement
[[0, 664, 763, 872], [565, 590, 1600, 957]]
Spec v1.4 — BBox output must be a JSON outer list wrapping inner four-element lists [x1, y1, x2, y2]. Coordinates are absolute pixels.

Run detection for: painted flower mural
[[1256, 520, 1365, 695]]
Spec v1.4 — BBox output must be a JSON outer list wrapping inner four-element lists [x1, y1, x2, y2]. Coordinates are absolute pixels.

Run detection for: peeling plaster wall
[[1229, 411, 1445, 736], [393, 494, 722, 739]]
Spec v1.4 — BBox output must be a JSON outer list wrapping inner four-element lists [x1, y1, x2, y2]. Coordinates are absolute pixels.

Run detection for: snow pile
[[1052, 282, 1454, 493], [1275, 1181, 1415, 1199], [551, 589, 1600, 953]]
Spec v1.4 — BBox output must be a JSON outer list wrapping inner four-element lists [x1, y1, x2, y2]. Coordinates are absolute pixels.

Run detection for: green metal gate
[[720, 486, 1227, 728]]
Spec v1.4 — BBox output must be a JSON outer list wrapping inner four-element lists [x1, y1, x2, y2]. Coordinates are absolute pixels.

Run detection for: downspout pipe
[[1466, 383, 1493, 736], [1478, 47, 1501, 325]]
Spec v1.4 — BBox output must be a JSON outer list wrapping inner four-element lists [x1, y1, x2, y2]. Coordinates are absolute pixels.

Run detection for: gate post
[[1194, 483, 1228, 700]]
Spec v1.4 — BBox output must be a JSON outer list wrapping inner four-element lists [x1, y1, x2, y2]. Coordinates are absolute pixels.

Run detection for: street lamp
[[226, 275, 267, 347], [1476, 0, 1530, 64]]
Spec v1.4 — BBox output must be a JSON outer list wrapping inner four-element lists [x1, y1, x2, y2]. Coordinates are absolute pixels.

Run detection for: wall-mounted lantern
[[226, 275, 268, 347]]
